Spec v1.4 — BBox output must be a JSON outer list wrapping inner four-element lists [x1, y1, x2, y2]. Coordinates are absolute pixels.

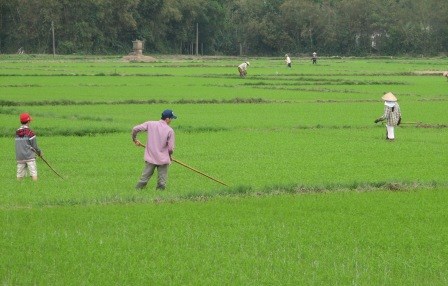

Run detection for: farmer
[[132, 109, 177, 190], [238, 61, 250, 77], [15, 113, 42, 181], [374, 92, 401, 140], [285, 54, 291, 68], [312, 52, 317, 64]]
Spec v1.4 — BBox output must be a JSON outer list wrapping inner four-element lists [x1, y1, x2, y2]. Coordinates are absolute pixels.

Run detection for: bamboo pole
[[137, 143, 228, 186]]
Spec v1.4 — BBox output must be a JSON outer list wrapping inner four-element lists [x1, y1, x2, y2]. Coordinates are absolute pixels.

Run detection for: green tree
[[1, 0, 448, 55]]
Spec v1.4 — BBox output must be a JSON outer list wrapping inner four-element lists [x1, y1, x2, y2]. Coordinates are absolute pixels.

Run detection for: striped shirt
[[378, 102, 401, 126]]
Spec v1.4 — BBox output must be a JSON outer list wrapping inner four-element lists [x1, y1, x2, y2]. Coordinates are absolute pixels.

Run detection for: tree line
[[1, 0, 448, 56]]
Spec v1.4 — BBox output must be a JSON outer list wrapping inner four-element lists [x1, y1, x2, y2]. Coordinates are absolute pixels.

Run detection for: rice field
[[1, 54, 447, 284]]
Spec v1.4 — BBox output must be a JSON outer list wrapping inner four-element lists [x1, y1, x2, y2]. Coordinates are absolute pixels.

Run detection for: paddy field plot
[[1, 55, 447, 284]]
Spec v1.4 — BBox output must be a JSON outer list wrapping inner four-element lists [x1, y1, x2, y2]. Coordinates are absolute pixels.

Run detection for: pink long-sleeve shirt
[[132, 120, 175, 165]]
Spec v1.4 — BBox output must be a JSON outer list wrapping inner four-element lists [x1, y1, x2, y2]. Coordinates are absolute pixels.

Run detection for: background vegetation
[[1, 0, 448, 56]]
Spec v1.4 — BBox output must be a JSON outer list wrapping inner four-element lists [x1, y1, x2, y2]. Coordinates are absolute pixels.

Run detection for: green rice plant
[[1, 190, 448, 284], [1, 55, 448, 284], [1, 122, 446, 207]]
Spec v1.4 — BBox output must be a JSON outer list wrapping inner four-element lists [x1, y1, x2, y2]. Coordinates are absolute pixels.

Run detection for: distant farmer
[[15, 113, 42, 181], [312, 52, 317, 64], [132, 109, 177, 190], [374, 92, 401, 140], [285, 54, 291, 68], [238, 61, 250, 77]]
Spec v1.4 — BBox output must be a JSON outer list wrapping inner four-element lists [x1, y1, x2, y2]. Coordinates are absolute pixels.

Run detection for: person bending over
[[132, 109, 177, 190]]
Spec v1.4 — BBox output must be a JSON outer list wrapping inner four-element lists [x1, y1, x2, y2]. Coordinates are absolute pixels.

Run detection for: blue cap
[[161, 109, 177, 119]]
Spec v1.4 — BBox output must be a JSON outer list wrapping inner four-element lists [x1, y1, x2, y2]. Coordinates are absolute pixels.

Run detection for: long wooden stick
[[399, 122, 421, 125], [30, 147, 64, 180], [379, 121, 422, 125], [137, 143, 228, 186], [171, 158, 229, 187]]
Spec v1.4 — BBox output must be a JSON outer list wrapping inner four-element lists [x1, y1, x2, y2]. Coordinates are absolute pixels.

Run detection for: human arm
[[131, 122, 148, 146], [374, 106, 388, 123], [29, 135, 42, 156], [167, 130, 175, 161]]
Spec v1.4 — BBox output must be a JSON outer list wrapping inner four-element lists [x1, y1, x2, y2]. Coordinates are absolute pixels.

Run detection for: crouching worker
[[238, 61, 250, 77], [15, 113, 42, 181], [132, 109, 177, 190], [374, 92, 401, 140]]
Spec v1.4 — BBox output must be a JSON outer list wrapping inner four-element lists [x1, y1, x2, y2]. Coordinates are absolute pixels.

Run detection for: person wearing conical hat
[[374, 92, 402, 140], [237, 61, 250, 78]]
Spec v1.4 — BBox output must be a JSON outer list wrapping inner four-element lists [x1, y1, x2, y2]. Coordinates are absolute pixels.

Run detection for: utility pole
[[195, 23, 199, 56], [51, 21, 56, 57]]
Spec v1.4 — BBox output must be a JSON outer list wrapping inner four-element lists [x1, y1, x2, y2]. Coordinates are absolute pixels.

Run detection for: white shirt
[[238, 62, 248, 70]]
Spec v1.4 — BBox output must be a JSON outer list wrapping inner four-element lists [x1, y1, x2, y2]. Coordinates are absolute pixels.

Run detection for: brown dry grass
[[122, 54, 157, 62]]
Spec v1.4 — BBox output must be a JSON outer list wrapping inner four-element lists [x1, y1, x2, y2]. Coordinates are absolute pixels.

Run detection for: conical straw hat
[[381, 92, 397, 101]]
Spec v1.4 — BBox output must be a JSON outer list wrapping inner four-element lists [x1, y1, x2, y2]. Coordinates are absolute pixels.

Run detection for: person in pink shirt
[[132, 109, 177, 190]]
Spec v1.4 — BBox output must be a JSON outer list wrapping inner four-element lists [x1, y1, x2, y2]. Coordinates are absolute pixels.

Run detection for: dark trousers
[[135, 162, 169, 189]]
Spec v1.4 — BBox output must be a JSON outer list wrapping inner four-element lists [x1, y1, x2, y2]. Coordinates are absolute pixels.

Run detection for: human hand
[[134, 140, 144, 147]]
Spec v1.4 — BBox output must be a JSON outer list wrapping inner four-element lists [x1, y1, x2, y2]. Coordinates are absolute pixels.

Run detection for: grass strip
[[0, 97, 270, 107], [1, 181, 444, 210]]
